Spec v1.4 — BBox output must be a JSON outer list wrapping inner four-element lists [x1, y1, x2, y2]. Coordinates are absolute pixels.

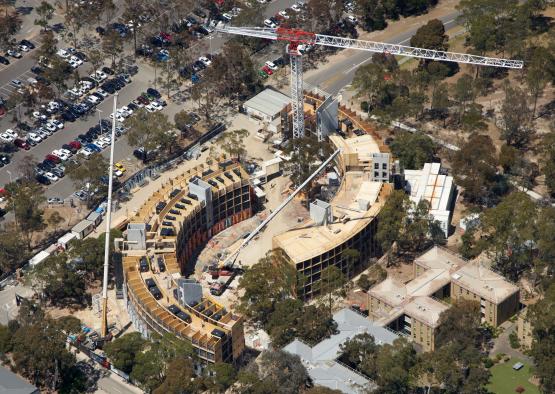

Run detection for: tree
[[66, 153, 108, 205], [317, 265, 346, 317], [451, 74, 475, 124], [205, 41, 262, 100], [237, 249, 297, 325], [265, 299, 336, 347], [190, 78, 225, 125], [339, 333, 379, 378], [86, 48, 104, 76], [5, 180, 46, 249], [410, 19, 449, 71], [543, 130, 555, 196], [0, 226, 28, 273], [104, 332, 147, 374], [153, 357, 197, 394], [451, 134, 503, 205], [125, 109, 173, 161], [101, 29, 123, 69], [0, 12, 21, 51], [390, 131, 436, 169], [536, 207, 555, 278], [374, 338, 417, 393], [27, 254, 88, 307], [239, 349, 308, 394], [526, 48, 550, 119], [173, 110, 193, 133], [528, 281, 555, 394], [358, 0, 387, 32], [430, 82, 451, 124], [206, 362, 237, 392], [500, 83, 533, 149], [398, 200, 446, 253], [9, 308, 78, 391], [35, 1, 54, 31], [282, 135, 330, 192], [421, 300, 491, 394], [44, 56, 71, 96], [34, 30, 57, 60], [480, 192, 537, 280], [47, 210, 65, 233], [213, 129, 249, 161], [377, 190, 409, 264]]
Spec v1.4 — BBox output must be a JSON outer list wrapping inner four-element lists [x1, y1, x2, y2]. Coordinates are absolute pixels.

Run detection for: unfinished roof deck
[[273, 174, 390, 264]]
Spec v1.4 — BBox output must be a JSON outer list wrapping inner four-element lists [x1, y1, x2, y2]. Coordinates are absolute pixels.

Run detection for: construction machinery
[[215, 26, 524, 139]]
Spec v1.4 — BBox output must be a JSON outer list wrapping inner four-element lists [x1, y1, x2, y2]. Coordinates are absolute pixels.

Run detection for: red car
[[45, 154, 61, 164], [160, 32, 172, 41], [262, 65, 273, 75], [14, 138, 30, 150], [69, 140, 81, 150]]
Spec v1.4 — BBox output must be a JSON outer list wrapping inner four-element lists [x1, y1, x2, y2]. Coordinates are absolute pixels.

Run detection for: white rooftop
[[404, 163, 453, 211], [243, 88, 290, 117], [284, 308, 398, 394]]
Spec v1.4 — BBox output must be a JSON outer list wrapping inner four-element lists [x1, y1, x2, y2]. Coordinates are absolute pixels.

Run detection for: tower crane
[[215, 26, 524, 138]]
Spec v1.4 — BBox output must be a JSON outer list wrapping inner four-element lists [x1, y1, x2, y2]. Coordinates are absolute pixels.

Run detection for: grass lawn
[[487, 358, 539, 394]]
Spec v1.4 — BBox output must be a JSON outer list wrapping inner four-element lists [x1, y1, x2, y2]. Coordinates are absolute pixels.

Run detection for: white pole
[[101, 92, 118, 337]]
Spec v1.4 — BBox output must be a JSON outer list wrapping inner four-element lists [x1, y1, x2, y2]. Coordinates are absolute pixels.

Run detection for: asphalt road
[[304, 12, 461, 95]]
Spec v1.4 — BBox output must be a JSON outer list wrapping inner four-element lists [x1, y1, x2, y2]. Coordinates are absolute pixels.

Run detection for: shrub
[[509, 331, 520, 349]]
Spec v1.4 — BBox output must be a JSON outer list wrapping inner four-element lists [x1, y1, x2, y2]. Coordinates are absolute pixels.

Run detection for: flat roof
[[274, 174, 388, 263], [0, 366, 39, 394], [452, 262, 519, 304], [415, 246, 467, 272], [403, 296, 449, 328], [404, 163, 453, 212], [243, 89, 290, 117]]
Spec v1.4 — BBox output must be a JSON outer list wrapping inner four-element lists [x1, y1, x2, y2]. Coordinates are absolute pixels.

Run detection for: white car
[[5, 129, 18, 139], [222, 13, 233, 21], [27, 132, 42, 143], [32, 111, 48, 121], [120, 106, 133, 116], [150, 101, 163, 111], [70, 55, 83, 66], [96, 89, 109, 97], [109, 112, 125, 122], [18, 44, 30, 52], [198, 56, 211, 66], [291, 4, 301, 12], [57, 49, 70, 58], [51, 119, 64, 129], [36, 128, 49, 139], [264, 19, 277, 28], [78, 147, 94, 158], [99, 136, 111, 145], [44, 172, 59, 182], [94, 139, 109, 148], [68, 87, 82, 97], [95, 70, 107, 81], [114, 169, 124, 177], [265, 60, 278, 70], [0, 133, 15, 142], [87, 95, 100, 105], [278, 10, 290, 19], [59, 148, 72, 157], [44, 122, 57, 132], [346, 15, 357, 24], [145, 104, 157, 113], [52, 149, 69, 161]]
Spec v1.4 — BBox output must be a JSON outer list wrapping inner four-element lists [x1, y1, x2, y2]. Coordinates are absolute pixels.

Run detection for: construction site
[[101, 24, 523, 369]]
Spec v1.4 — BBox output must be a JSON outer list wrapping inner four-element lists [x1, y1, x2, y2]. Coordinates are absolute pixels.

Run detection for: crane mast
[[216, 26, 523, 138]]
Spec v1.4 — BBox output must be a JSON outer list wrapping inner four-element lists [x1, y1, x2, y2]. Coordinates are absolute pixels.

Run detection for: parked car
[[36, 174, 51, 185], [14, 138, 30, 150], [7, 49, 22, 58]]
